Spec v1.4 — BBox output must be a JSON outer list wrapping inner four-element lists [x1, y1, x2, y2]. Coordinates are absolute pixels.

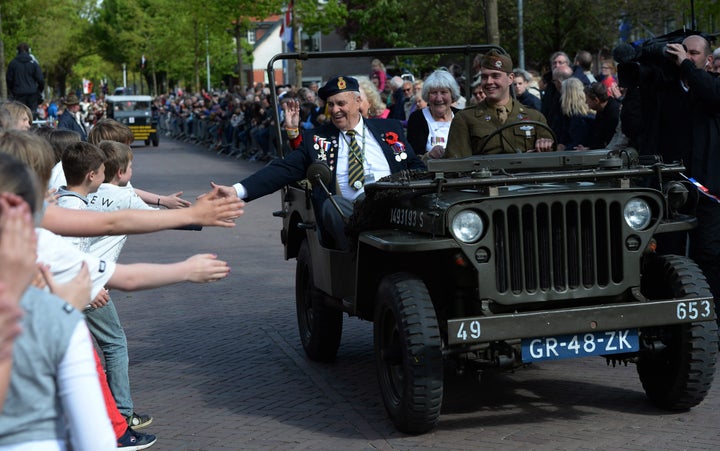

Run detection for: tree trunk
[[485, 0, 500, 45], [0, 6, 7, 99], [293, 19, 302, 85]]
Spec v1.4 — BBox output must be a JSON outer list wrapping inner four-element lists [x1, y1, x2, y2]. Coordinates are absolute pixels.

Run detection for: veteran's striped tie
[[346, 130, 364, 190]]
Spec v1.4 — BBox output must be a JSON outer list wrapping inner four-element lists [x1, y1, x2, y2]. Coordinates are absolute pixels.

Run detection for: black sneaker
[[117, 427, 157, 450], [126, 412, 153, 429]]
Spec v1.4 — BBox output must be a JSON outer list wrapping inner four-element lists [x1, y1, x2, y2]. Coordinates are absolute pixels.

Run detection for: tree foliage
[[3, 0, 720, 97]]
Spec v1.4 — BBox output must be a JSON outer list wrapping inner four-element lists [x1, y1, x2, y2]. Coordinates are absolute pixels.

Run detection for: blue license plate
[[521, 329, 639, 363]]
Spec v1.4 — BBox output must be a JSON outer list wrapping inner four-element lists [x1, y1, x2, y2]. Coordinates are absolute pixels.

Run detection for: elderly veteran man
[[214, 75, 424, 249], [445, 50, 554, 156]]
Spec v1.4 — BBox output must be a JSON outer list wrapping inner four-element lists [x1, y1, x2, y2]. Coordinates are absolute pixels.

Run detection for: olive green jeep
[[268, 47, 717, 434]]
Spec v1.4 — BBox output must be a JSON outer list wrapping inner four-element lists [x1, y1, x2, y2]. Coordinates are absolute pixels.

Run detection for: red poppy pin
[[383, 132, 399, 145]]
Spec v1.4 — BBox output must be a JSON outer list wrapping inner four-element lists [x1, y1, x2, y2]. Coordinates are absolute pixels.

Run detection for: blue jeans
[[85, 297, 133, 417]]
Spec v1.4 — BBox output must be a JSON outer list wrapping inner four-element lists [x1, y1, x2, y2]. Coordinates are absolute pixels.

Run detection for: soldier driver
[[444, 50, 554, 156]]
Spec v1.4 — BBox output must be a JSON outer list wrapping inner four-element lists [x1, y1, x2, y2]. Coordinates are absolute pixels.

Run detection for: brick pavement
[[115, 139, 720, 450]]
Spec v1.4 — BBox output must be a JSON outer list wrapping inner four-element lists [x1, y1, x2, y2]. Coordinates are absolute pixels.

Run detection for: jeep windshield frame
[[266, 45, 505, 159]]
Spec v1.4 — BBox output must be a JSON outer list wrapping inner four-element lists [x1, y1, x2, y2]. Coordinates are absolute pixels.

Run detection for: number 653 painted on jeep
[[677, 300, 712, 320]]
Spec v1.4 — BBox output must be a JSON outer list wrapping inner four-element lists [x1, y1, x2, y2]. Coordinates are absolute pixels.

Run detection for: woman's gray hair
[[422, 70, 460, 102]]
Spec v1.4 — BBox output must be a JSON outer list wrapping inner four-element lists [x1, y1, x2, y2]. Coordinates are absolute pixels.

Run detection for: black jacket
[[241, 118, 424, 206], [517, 91, 541, 111], [588, 97, 620, 149], [680, 59, 720, 194], [6, 52, 44, 97]]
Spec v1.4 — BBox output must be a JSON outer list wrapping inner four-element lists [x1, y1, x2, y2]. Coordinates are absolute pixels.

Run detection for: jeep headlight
[[624, 198, 651, 230], [451, 210, 484, 243]]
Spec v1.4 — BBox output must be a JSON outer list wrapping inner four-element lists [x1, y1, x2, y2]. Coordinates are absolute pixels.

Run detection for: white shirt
[[55, 193, 91, 253], [336, 119, 390, 200], [36, 228, 116, 301], [48, 162, 65, 192], [87, 183, 156, 262], [422, 108, 453, 153]]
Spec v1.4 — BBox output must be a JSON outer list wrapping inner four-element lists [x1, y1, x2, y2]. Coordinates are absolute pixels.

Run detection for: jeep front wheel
[[374, 273, 443, 434], [637, 254, 718, 410], [295, 239, 342, 362]]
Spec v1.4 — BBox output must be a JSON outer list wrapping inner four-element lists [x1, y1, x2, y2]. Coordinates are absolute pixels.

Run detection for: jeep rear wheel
[[637, 254, 718, 410], [295, 239, 342, 362], [374, 273, 443, 434]]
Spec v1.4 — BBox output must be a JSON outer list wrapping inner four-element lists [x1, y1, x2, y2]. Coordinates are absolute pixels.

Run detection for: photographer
[[662, 35, 720, 309]]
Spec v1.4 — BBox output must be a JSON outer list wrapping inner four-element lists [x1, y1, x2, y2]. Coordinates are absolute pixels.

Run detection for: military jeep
[[267, 47, 718, 434], [105, 95, 159, 146]]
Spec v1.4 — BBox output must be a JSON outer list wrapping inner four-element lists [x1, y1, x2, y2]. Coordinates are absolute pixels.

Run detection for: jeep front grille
[[493, 199, 624, 294]]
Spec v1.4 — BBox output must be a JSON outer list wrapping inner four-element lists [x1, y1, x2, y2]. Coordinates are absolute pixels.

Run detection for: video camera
[[613, 29, 701, 89]]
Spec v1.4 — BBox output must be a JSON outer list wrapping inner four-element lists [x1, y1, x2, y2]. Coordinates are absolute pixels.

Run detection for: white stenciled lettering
[[702, 300, 711, 318], [389, 208, 424, 228], [469, 320, 481, 339]]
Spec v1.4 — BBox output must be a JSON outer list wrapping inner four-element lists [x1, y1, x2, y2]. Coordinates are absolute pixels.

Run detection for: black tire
[[151, 133, 159, 147], [295, 240, 342, 362], [374, 273, 443, 434], [637, 254, 718, 410]]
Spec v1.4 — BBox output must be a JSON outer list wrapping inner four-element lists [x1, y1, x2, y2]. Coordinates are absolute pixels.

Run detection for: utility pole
[[206, 26, 211, 92], [234, 19, 246, 89], [518, 0, 525, 69], [0, 6, 6, 99]]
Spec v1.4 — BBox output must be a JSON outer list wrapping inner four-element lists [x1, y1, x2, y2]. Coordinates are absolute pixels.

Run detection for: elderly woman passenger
[[406, 70, 461, 160]]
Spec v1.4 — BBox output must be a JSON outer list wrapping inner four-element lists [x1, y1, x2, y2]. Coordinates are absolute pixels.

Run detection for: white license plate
[[521, 329, 639, 363]]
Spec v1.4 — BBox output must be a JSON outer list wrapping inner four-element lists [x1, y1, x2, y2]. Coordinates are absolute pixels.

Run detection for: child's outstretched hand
[[184, 254, 230, 283], [39, 261, 92, 310]]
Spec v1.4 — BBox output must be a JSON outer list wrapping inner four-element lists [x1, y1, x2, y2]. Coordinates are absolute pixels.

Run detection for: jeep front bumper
[[447, 297, 715, 346]]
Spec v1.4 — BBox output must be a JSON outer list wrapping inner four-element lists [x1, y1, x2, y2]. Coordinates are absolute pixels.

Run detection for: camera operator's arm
[[667, 42, 720, 108], [681, 68, 720, 111]]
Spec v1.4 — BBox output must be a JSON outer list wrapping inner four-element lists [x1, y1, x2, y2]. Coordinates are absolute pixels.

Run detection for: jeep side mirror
[[307, 162, 332, 188], [306, 162, 349, 222]]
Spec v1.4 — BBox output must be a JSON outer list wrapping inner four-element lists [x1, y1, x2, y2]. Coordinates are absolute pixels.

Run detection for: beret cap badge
[[337, 77, 347, 89]]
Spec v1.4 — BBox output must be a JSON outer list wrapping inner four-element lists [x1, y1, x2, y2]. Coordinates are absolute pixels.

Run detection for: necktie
[[497, 107, 507, 124], [346, 130, 364, 190]]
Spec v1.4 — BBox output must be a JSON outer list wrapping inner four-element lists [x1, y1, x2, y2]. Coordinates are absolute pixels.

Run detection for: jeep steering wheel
[[478, 120, 557, 154]]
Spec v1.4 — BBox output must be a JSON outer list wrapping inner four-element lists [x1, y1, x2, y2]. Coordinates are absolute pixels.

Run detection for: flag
[[279, 2, 294, 52], [82, 78, 93, 94]]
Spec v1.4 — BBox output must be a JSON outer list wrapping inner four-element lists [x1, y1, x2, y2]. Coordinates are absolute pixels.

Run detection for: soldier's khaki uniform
[[445, 100, 553, 157]]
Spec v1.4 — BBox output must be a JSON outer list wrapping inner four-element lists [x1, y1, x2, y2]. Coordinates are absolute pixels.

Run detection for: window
[[247, 30, 256, 45], [301, 31, 321, 52]]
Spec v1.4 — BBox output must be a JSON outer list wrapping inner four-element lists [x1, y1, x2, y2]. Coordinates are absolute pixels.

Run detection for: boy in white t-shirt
[[55, 141, 106, 252], [85, 140, 157, 429]]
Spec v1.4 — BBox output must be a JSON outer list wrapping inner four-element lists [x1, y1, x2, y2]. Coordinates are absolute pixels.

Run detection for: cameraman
[[664, 35, 720, 308]]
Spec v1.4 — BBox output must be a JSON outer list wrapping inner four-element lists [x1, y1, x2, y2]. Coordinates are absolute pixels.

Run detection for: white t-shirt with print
[[36, 228, 116, 301], [86, 183, 156, 262]]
